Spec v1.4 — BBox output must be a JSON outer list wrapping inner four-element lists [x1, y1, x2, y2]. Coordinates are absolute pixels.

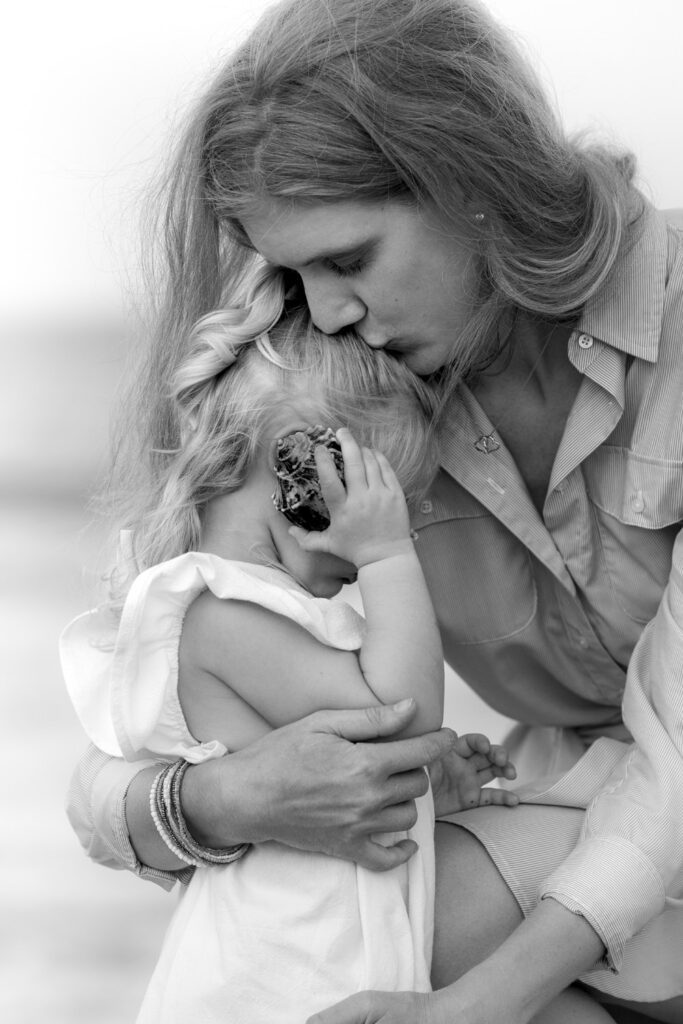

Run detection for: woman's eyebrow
[[298, 240, 377, 268]]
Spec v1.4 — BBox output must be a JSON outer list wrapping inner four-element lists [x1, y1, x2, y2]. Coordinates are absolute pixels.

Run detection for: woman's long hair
[[107, 0, 643, 554]]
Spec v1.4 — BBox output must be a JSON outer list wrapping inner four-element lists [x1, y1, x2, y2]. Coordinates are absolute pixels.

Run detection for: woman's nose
[[302, 276, 367, 336]]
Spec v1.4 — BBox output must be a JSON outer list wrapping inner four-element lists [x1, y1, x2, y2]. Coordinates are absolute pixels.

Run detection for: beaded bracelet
[[149, 759, 250, 867]]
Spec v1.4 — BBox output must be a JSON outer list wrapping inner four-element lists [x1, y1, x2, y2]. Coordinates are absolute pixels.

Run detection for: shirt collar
[[577, 203, 667, 363]]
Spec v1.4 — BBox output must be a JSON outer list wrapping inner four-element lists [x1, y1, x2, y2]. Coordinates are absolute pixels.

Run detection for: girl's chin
[[309, 579, 346, 598]]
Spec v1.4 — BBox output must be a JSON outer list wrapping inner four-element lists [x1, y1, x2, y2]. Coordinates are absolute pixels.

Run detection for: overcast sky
[[5, 0, 683, 318]]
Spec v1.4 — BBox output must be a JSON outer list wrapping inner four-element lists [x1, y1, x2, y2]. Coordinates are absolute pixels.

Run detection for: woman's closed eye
[[322, 255, 368, 278]]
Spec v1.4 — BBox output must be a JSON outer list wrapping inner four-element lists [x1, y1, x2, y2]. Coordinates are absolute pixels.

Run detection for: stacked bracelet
[[149, 759, 250, 867]]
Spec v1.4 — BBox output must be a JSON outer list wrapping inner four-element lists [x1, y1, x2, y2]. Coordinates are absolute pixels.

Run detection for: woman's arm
[[305, 898, 605, 1024], [537, 527, 683, 971], [71, 706, 458, 876], [66, 744, 191, 885]]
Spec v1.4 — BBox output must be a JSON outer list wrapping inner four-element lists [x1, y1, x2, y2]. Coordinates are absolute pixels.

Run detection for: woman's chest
[[412, 446, 682, 689], [475, 362, 583, 512]]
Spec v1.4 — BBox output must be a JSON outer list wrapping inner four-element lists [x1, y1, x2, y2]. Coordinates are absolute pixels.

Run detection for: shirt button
[[578, 333, 594, 349], [420, 500, 433, 514], [578, 637, 589, 649], [631, 491, 645, 514]]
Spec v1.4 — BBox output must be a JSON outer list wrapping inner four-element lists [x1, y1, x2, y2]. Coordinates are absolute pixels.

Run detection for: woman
[[67, 1, 683, 1021]]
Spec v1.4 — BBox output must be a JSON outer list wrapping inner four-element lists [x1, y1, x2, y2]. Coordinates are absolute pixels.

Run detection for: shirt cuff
[[540, 836, 666, 971], [91, 758, 194, 891]]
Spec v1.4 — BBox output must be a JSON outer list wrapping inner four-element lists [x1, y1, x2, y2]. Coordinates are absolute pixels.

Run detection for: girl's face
[[240, 198, 480, 376]]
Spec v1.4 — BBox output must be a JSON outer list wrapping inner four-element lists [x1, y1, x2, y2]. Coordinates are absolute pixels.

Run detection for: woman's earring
[[473, 211, 485, 224]]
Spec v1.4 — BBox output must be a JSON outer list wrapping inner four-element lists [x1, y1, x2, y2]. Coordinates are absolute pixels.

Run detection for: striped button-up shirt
[[413, 205, 683, 972], [67, 206, 683, 972]]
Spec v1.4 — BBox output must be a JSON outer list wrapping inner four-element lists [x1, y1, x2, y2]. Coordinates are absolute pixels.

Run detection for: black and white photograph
[[3, 2, 683, 1021]]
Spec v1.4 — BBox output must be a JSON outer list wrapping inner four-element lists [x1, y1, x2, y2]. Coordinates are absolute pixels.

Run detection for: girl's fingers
[[488, 743, 513, 767], [479, 787, 520, 808], [453, 733, 490, 759], [374, 449, 402, 491], [361, 447, 383, 487], [336, 428, 367, 489], [314, 445, 346, 506], [288, 525, 329, 552]]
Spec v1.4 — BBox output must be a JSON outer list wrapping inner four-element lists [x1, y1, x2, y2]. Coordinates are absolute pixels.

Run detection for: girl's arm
[[180, 431, 443, 746], [292, 430, 445, 736]]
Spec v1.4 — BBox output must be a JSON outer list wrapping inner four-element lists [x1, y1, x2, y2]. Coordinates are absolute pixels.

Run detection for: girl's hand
[[428, 733, 518, 817], [290, 428, 413, 568]]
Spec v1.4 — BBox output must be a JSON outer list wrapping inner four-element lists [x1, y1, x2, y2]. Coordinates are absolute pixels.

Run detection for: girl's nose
[[302, 276, 367, 336]]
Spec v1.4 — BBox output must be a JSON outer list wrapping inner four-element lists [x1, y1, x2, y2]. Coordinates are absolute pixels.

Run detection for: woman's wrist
[[150, 760, 250, 865], [125, 765, 188, 871], [179, 755, 257, 849], [125, 757, 255, 873]]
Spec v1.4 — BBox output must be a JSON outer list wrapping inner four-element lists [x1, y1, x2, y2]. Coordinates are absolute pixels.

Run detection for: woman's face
[[240, 198, 480, 376]]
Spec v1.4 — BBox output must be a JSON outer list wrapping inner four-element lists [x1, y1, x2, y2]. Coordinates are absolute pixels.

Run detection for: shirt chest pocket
[[412, 474, 537, 644], [583, 448, 683, 624]]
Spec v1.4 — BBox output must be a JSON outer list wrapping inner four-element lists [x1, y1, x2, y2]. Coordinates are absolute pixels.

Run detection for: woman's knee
[[432, 822, 523, 988]]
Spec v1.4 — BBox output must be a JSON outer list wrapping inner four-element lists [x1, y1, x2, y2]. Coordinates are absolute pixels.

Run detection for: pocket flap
[[583, 447, 683, 528]]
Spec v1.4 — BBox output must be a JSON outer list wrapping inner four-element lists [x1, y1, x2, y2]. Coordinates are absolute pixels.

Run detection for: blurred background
[[2, 1, 682, 1020]]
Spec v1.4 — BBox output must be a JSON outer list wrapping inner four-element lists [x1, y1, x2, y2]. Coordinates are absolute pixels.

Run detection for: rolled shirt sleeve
[[66, 743, 193, 891], [541, 528, 683, 970]]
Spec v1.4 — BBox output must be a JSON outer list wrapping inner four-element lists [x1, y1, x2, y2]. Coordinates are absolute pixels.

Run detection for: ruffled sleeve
[[60, 553, 366, 765]]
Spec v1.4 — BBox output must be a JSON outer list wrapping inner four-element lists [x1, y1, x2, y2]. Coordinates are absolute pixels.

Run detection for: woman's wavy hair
[[111, 0, 644, 549], [114, 264, 439, 594]]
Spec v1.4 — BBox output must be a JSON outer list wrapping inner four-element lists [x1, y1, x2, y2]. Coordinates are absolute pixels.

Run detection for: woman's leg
[[432, 822, 622, 1024], [432, 821, 522, 983], [586, 988, 683, 1024]]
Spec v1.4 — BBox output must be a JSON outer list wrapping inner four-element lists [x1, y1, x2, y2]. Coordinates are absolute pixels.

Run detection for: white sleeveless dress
[[60, 553, 434, 1024]]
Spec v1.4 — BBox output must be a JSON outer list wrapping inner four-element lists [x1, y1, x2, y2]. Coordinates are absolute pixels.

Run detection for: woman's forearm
[[443, 897, 606, 1022], [122, 706, 456, 874], [125, 757, 255, 870], [125, 765, 189, 870]]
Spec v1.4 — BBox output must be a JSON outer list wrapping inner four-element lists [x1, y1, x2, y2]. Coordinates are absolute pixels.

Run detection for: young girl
[[61, 265, 517, 1023]]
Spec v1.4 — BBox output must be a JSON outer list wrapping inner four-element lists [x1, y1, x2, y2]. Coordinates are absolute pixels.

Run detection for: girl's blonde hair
[[119, 265, 438, 590]]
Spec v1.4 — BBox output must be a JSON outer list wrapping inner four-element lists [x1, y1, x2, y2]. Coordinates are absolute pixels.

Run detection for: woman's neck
[[470, 313, 582, 512], [481, 313, 571, 395]]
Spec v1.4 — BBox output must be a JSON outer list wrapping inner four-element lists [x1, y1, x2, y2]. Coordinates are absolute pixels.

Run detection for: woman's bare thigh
[[431, 820, 523, 987], [585, 988, 683, 1024]]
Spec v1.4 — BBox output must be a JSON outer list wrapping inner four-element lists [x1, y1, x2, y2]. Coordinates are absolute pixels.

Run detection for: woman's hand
[[181, 699, 456, 871], [429, 733, 518, 817], [306, 989, 453, 1024], [305, 980, 521, 1024]]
